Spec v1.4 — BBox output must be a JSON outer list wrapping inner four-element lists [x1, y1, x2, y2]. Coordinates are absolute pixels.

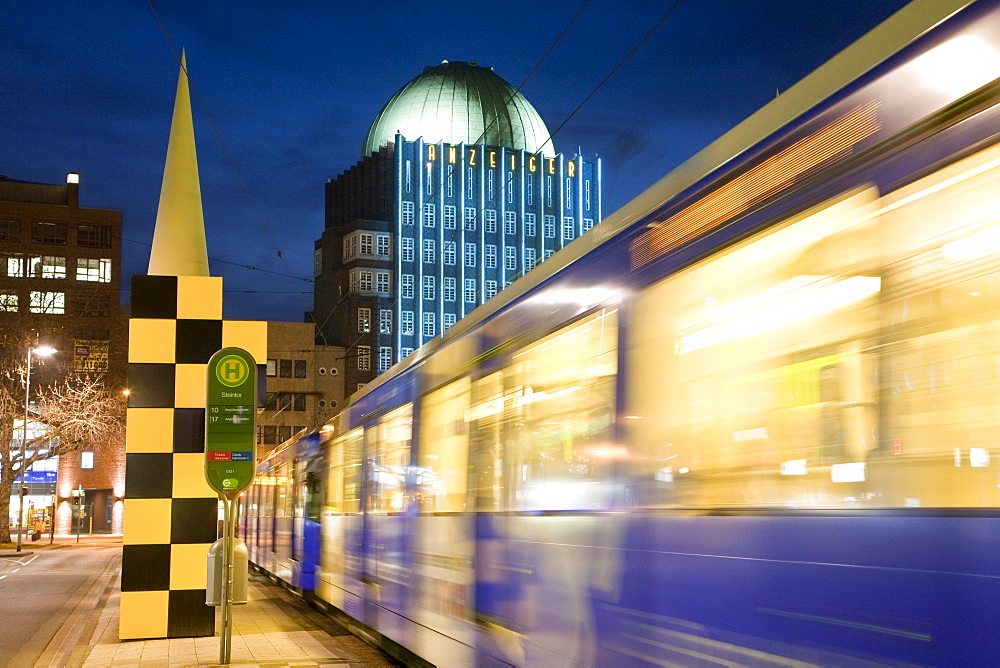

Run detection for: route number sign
[[205, 347, 257, 494]]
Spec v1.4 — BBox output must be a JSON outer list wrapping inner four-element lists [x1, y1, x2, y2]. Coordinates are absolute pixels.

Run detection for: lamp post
[[16, 345, 56, 552]]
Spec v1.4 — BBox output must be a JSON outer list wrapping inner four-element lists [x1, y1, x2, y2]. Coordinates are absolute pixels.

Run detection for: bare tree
[[0, 370, 125, 544]]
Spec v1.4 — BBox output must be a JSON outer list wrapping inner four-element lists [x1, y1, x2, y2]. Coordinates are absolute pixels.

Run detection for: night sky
[[3, 0, 910, 322]]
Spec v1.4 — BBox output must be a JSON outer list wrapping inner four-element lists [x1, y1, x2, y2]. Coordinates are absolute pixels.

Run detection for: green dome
[[363, 61, 554, 158]]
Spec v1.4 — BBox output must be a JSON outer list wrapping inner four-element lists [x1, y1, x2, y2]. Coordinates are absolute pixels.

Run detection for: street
[[0, 537, 120, 667]]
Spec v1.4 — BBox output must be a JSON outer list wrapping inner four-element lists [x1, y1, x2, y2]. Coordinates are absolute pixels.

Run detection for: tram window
[[466, 310, 618, 512], [419, 377, 470, 512], [305, 469, 323, 522], [371, 404, 412, 512], [629, 143, 1000, 509], [330, 429, 361, 513]]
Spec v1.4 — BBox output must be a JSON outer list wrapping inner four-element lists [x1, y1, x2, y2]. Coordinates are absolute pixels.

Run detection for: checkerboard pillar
[[119, 275, 266, 640]]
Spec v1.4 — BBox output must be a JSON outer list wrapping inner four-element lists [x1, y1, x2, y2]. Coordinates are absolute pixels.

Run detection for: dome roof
[[363, 61, 554, 158]]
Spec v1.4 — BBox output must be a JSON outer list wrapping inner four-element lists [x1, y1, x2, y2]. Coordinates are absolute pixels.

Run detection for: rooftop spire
[[148, 50, 210, 276]]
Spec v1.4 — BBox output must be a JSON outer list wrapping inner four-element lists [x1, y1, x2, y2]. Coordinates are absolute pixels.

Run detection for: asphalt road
[[0, 539, 120, 667]]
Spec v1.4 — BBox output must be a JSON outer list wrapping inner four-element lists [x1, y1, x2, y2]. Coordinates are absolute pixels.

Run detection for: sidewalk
[[21, 536, 399, 667]]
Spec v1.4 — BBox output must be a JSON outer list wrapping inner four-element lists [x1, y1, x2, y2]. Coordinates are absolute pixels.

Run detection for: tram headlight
[[913, 35, 1000, 100]]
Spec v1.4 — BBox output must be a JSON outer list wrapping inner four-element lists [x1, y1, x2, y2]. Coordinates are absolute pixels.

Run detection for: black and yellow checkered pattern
[[119, 275, 266, 640]]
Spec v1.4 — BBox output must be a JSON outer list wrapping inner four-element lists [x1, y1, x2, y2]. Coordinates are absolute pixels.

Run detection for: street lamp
[[16, 345, 56, 552]]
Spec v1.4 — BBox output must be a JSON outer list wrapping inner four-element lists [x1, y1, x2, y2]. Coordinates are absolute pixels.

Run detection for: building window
[[485, 245, 497, 269], [544, 249, 555, 260], [426, 162, 433, 195], [0, 219, 20, 242], [76, 258, 111, 282], [376, 234, 391, 257], [0, 291, 17, 313], [546, 176, 553, 207], [423, 275, 435, 300], [74, 293, 110, 317], [484, 209, 497, 233], [485, 280, 498, 300], [582, 218, 595, 232], [543, 215, 556, 238], [379, 309, 392, 334], [32, 222, 67, 245], [585, 180, 591, 209], [266, 359, 277, 376], [293, 393, 306, 411], [423, 239, 435, 264], [376, 271, 390, 294], [527, 178, 533, 205], [562, 217, 576, 242], [464, 279, 476, 303], [279, 426, 292, 442], [463, 207, 476, 231], [349, 269, 372, 293], [423, 312, 435, 337], [423, 203, 435, 227], [525, 248, 536, 270], [444, 205, 457, 229], [443, 277, 456, 301], [262, 426, 277, 445], [401, 347, 414, 359], [358, 307, 371, 332], [401, 274, 414, 299], [443, 241, 456, 265], [524, 213, 536, 237], [2, 254, 23, 277], [358, 345, 371, 371], [378, 347, 392, 372], [280, 359, 292, 377], [294, 360, 307, 378], [29, 291, 65, 314], [401, 310, 414, 334], [443, 313, 456, 331], [467, 167, 474, 199], [504, 247, 516, 271], [447, 173, 454, 198], [488, 171, 494, 200], [464, 243, 476, 267], [401, 201, 415, 225], [77, 224, 111, 248], [29, 256, 66, 279], [359, 233, 374, 255], [405, 160, 412, 192], [566, 178, 573, 207], [507, 173, 514, 204], [313, 248, 322, 277], [401, 237, 414, 262], [504, 211, 516, 235]]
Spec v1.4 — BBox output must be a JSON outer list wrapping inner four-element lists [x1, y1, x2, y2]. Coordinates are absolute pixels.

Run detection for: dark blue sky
[[3, 0, 909, 321]]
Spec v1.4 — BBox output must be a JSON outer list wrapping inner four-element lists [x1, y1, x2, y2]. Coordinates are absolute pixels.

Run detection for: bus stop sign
[[205, 348, 257, 494]]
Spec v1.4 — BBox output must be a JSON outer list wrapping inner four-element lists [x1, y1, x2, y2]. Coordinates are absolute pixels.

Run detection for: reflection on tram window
[[327, 428, 361, 513], [630, 142, 1000, 509], [468, 309, 618, 511]]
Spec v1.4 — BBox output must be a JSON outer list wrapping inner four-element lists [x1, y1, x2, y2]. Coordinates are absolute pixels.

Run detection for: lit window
[[76, 258, 111, 282], [378, 347, 392, 372], [376, 234, 391, 257], [464, 243, 476, 267], [423, 239, 435, 263], [423, 312, 435, 337], [464, 207, 476, 231], [401, 310, 414, 334], [423, 203, 436, 227], [485, 209, 497, 233], [486, 245, 497, 268], [543, 215, 556, 238], [357, 345, 371, 371], [423, 275, 435, 300], [486, 280, 498, 300], [379, 309, 392, 334], [505, 247, 516, 271], [266, 359, 277, 377], [444, 205, 457, 229], [443, 277, 456, 301], [525, 248, 536, 270], [358, 307, 371, 332], [29, 256, 66, 279], [464, 279, 476, 303], [401, 274, 414, 299], [443, 241, 456, 265], [81, 452, 94, 469], [401, 237, 414, 262], [504, 211, 516, 235], [3, 254, 24, 277], [401, 201, 415, 225], [443, 313, 456, 331], [0, 291, 17, 313], [29, 291, 64, 314]]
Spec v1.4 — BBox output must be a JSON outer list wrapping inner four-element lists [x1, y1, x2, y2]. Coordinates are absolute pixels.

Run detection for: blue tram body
[[245, 1, 1000, 664]]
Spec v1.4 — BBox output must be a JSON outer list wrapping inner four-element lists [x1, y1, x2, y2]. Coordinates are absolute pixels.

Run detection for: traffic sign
[[205, 348, 257, 494]]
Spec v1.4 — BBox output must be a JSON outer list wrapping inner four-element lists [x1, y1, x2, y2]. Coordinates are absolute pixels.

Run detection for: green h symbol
[[223, 361, 241, 380], [216, 354, 247, 387]]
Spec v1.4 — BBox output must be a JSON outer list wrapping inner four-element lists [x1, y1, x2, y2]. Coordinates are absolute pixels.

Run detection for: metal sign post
[[204, 347, 257, 665]]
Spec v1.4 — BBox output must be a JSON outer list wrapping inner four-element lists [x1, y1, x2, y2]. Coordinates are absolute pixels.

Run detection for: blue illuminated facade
[[313, 134, 601, 390]]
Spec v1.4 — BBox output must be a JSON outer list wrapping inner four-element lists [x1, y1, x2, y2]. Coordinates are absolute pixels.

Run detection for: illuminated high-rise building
[[313, 61, 602, 391]]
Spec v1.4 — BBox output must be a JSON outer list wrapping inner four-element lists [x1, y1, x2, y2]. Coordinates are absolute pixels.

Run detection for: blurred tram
[[243, 0, 1000, 664]]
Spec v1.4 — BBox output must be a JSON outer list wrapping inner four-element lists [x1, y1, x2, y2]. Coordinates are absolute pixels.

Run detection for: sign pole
[[204, 347, 257, 666]]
